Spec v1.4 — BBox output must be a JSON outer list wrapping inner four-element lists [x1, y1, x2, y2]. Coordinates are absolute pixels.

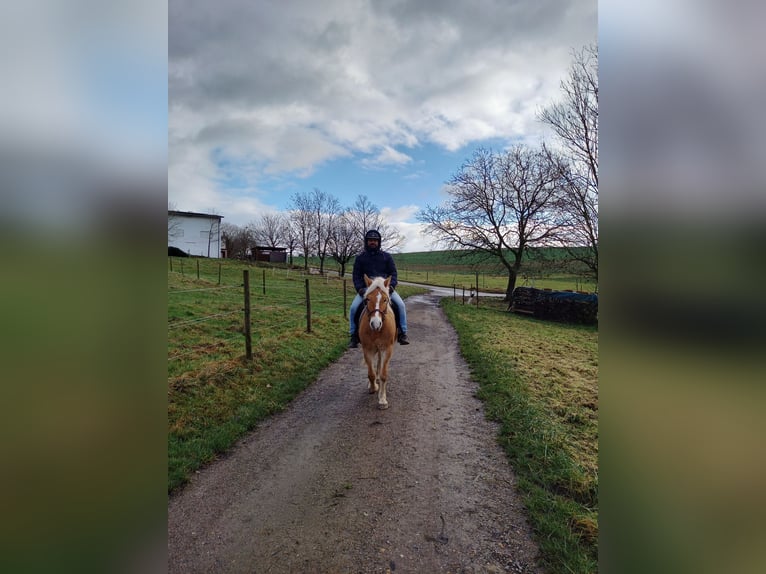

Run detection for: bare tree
[[329, 210, 358, 277], [311, 189, 342, 275], [288, 188, 342, 273], [347, 195, 405, 253], [251, 213, 287, 249], [220, 222, 251, 259], [539, 44, 598, 281], [289, 192, 317, 271], [204, 211, 222, 258], [418, 146, 566, 300], [168, 203, 183, 243], [282, 217, 299, 266]]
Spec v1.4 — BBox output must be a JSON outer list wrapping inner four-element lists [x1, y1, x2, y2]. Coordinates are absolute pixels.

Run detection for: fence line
[[167, 310, 242, 330], [168, 284, 243, 294], [169, 266, 352, 366]]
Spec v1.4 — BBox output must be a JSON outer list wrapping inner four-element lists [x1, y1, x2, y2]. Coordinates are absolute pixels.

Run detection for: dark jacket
[[352, 245, 398, 294]]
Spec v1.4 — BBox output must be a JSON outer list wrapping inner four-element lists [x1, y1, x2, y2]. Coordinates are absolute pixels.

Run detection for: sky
[[169, 0, 597, 252]]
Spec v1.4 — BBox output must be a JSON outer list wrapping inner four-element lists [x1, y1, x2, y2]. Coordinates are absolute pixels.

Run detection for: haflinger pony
[[358, 274, 397, 409]]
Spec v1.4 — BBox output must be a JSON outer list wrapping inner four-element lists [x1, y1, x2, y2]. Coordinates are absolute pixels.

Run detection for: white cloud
[[360, 146, 413, 168], [380, 205, 435, 253], [169, 0, 596, 238], [170, 0, 594, 169]]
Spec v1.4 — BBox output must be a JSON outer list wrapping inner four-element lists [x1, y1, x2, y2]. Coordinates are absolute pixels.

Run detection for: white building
[[168, 210, 223, 258]]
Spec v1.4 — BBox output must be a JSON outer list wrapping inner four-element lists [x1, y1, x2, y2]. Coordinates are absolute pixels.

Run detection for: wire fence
[[168, 260, 352, 374]]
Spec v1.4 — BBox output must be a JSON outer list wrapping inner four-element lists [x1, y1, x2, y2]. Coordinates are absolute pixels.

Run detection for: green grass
[[167, 259, 425, 492], [296, 247, 597, 294], [168, 257, 598, 572], [441, 297, 598, 574]]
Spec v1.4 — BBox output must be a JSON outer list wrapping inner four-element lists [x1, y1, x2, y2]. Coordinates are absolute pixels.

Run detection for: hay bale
[[510, 287, 598, 325]]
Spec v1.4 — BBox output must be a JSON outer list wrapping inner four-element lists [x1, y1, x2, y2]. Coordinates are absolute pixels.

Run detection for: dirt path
[[168, 294, 542, 573]]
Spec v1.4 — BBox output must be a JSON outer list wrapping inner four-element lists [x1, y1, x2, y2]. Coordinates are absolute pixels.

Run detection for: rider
[[348, 229, 409, 348]]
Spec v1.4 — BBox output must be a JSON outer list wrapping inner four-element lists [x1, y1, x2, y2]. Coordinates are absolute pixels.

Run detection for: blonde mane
[[364, 276, 388, 297]]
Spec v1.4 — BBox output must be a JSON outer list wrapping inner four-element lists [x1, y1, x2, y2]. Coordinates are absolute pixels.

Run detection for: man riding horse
[[348, 229, 410, 348]]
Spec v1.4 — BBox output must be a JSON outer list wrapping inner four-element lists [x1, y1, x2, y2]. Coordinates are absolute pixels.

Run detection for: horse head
[[363, 274, 392, 331]]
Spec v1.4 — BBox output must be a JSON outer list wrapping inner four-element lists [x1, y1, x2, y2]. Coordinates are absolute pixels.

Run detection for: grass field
[[442, 297, 598, 573], [296, 247, 598, 294], [168, 255, 598, 573], [167, 258, 425, 491]]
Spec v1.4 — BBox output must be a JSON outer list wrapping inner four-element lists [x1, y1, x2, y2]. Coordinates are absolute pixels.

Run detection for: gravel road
[[168, 293, 543, 573]]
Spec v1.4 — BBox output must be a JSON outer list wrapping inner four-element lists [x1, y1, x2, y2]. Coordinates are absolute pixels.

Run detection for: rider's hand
[[389, 286, 395, 294], [358, 289, 366, 297]]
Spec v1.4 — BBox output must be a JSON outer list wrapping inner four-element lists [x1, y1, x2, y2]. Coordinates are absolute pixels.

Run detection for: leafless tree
[[289, 191, 318, 271], [329, 210, 358, 277], [220, 222, 251, 259], [288, 188, 343, 274], [251, 213, 287, 249], [539, 44, 598, 280], [168, 203, 183, 242], [311, 189, 342, 275], [282, 217, 299, 266], [418, 146, 566, 300], [347, 195, 405, 252], [204, 211, 222, 258]]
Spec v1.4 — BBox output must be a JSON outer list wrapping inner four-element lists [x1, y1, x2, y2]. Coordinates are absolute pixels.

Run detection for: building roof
[[168, 210, 223, 220]]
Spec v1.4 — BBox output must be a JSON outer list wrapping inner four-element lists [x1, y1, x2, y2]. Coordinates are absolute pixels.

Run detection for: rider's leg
[[348, 293, 363, 347], [390, 290, 409, 344], [349, 293, 363, 335], [390, 291, 407, 333]]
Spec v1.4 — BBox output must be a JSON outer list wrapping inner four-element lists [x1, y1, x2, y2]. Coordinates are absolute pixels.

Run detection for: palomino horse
[[358, 274, 397, 409]]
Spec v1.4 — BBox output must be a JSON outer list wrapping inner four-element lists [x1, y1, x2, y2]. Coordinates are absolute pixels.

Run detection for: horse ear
[[384, 276, 391, 288], [364, 274, 372, 286]]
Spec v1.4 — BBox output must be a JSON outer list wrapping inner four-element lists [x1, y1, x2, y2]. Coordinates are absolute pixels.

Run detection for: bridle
[[362, 287, 390, 319]]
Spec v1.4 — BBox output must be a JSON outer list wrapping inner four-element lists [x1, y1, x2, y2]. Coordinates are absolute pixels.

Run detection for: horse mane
[[364, 276, 388, 297]]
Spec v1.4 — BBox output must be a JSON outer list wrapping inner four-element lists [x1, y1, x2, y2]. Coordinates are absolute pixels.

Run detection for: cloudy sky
[[169, 0, 596, 252]]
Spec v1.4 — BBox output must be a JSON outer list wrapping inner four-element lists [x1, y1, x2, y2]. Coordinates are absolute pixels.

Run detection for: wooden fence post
[[305, 278, 311, 333], [169, 257, 173, 272], [475, 272, 479, 307], [262, 269, 266, 295], [197, 259, 200, 280], [243, 270, 253, 360], [218, 263, 221, 285]]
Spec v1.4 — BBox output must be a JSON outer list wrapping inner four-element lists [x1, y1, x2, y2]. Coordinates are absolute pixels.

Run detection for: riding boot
[[397, 331, 410, 345], [349, 332, 360, 348]]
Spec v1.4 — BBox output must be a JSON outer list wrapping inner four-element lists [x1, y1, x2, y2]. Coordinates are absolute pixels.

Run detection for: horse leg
[[377, 347, 391, 410], [363, 348, 378, 393], [374, 350, 383, 394]]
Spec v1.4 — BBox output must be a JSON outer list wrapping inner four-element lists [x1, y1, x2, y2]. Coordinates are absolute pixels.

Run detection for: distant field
[[296, 247, 597, 294]]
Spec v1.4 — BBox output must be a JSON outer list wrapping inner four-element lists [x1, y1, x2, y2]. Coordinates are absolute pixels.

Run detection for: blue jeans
[[349, 290, 407, 335]]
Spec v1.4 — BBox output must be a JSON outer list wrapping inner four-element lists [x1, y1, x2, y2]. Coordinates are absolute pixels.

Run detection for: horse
[[357, 274, 397, 409]]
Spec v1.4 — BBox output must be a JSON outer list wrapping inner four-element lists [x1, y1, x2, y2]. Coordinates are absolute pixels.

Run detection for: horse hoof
[[378, 403, 389, 410]]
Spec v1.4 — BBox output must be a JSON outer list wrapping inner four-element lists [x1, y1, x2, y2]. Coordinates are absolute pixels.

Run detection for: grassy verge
[[168, 260, 426, 492], [441, 297, 598, 574]]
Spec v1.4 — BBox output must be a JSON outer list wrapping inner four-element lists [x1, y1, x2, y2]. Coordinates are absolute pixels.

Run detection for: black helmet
[[364, 229, 382, 241]]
